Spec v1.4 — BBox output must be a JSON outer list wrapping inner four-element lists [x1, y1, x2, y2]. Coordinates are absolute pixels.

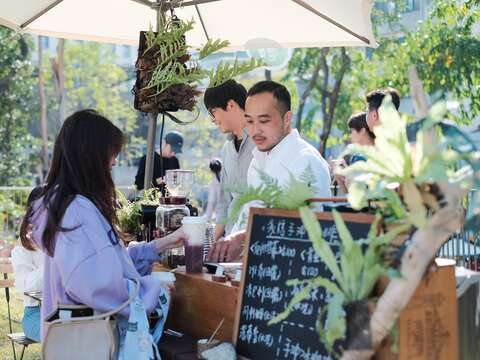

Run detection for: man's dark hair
[[366, 87, 400, 111], [347, 112, 375, 140], [247, 80, 291, 116], [203, 79, 247, 111]]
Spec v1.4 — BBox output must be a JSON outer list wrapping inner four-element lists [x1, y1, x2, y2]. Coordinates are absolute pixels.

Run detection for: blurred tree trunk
[[38, 36, 49, 180], [318, 48, 350, 156], [296, 50, 324, 133], [51, 39, 65, 130]]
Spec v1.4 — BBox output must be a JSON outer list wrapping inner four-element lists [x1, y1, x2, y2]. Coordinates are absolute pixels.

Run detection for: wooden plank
[[248, 206, 376, 223], [167, 270, 238, 342], [308, 197, 349, 203], [376, 262, 459, 360], [0, 263, 13, 274]]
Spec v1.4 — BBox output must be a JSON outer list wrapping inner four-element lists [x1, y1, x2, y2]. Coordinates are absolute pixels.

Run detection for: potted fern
[[116, 188, 164, 241]]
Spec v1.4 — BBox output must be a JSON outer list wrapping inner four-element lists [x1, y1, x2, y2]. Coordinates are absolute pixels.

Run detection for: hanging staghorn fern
[[133, 18, 204, 113], [133, 16, 265, 113]]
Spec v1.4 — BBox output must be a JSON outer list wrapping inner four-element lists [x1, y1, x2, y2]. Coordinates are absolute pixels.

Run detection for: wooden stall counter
[[157, 265, 239, 342], [153, 258, 459, 360]]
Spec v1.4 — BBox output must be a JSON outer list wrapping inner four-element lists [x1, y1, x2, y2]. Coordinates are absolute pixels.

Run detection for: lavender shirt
[[31, 195, 163, 339]]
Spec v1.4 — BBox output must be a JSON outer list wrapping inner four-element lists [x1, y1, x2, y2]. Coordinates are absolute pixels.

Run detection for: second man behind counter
[[135, 131, 184, 191]]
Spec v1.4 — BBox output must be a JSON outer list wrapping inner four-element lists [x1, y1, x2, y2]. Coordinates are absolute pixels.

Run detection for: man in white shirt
[[208, 81, 331, 262]]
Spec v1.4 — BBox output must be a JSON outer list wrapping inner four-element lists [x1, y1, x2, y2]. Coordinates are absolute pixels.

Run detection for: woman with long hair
[[21, 109, 187, 343]]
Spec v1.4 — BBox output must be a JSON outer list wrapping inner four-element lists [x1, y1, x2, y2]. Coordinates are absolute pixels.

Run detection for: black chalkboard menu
[[233, 207, 374, 360]]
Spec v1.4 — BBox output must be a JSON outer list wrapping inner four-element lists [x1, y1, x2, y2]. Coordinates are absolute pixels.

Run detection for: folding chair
[[1, 260, 37, 360]]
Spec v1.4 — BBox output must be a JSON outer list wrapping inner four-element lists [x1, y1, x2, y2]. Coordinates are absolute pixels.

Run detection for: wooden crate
[[376, 259, 459, 360]]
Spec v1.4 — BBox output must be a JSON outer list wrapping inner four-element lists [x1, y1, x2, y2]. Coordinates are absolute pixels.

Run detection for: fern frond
[[208, 57, 268, 88], [198, 39, 230, 59]]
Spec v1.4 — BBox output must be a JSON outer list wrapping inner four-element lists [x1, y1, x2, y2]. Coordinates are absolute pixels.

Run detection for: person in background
[[208, 81, 331, 262], [366, 87, 401, 130], [203, 79, 255, 241], [332, 112, 375, 194], [11, 186, 45, 342], [204, 159, 222, 222], [22, 109, 187, 343], [135, 131, 183, 190]]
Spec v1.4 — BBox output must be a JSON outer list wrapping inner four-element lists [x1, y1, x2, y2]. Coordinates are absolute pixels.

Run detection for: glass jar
[[155, 196, 190, 236]]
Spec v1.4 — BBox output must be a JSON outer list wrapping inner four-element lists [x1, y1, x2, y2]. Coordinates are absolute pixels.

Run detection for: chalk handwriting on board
[[235, 209, 373, 360]]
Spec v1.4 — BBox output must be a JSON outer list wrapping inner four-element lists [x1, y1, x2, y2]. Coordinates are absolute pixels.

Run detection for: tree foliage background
[[0, 27, 36, 186], [286, 0, 480, 154], [0, 0, 479, 190]]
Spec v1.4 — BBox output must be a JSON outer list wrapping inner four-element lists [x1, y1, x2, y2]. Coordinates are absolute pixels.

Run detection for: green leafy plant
[[197, 38, 231, 60], [269, 207, 409, 354], [264, 99, 478, 358], [227, 167, 316, 226], [340, 98, 475, 229], [116, 188, 163, 236], [134, 16, 265, 113], [140, 19, 205, 99], [207, 57, 268, 88]]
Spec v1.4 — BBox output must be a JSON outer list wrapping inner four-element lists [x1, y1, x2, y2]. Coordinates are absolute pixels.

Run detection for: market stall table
[[161, 266, 239, 342], [154, 259, 464, 359]]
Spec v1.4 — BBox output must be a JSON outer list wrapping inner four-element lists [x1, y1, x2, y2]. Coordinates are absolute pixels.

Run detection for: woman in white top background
[[204, 159, 222, 222], [11, 186, 44, 342]]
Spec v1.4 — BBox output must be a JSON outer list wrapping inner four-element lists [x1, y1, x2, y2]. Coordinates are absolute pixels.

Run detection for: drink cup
[[182, 217, 206, 273]]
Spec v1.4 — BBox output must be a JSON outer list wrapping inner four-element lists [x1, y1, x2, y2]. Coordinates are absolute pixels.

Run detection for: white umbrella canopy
[[0, 0, 377, 49]]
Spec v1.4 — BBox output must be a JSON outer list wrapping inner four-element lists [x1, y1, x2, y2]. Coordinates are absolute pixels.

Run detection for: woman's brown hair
[[19, 186, 45, 251], [20, 109, 126, 256]]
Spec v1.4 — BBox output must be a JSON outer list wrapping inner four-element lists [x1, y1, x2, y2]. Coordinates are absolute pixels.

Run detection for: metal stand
[[142, 0, 164, 190], [143, 112, 158, 190]]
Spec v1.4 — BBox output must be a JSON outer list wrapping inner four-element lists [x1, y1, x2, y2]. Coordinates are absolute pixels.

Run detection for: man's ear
[[226, 99, 237, 111], [283, 111, 293, 129]]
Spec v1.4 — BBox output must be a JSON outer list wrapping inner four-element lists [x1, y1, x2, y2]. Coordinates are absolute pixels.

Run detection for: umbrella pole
[[143, 112, 158, 190], [143, 1, 165, 190]]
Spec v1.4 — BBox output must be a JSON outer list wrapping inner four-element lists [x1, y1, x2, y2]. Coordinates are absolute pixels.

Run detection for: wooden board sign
[[375, 259, 459, 360], [233, 207, 375, 360]]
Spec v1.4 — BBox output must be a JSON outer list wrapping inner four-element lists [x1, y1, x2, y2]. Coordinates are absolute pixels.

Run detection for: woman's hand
[[154, 228, 188, 253]]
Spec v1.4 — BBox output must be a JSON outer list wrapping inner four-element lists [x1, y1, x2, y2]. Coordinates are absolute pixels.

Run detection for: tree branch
[[341, 182, 467, 360], [296, 54, 323, 132], [319, 48, 350, 155]]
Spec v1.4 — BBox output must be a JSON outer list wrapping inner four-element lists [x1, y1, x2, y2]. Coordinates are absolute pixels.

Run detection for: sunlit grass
[[0, 288, 41, 359]]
